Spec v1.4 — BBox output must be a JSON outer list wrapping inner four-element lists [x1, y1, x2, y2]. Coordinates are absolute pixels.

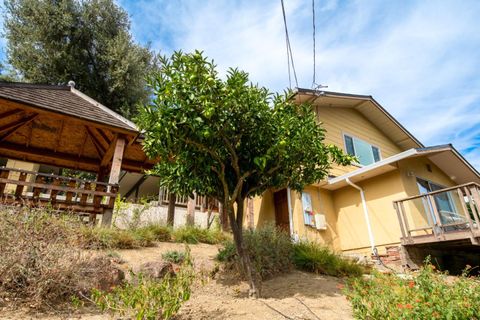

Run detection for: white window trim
[[342, 132, 382, 167]]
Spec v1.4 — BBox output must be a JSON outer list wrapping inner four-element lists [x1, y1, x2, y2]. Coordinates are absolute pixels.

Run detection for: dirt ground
[[1, 242, 353, 320]]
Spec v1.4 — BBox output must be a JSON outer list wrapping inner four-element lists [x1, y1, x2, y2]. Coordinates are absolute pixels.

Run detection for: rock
[[136, 260, 175, 280]]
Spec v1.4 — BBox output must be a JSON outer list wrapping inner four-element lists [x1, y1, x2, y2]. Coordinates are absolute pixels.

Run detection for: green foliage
[[217, 225, 294, 279], [345, 261, 480, 319], [3, 0, 158, 116], [80, 226, 157, 249], [172, 225, 228, 245], [92, 249, 194, 320], [140, 224, 173, 242], [162, 250, 186, 264], [292, 241, 364, 277], [137, 50, 353, 201]]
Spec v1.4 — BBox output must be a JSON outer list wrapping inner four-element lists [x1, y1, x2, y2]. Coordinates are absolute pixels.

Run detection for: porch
[[394, 182, 480, 246], [0, 166, 117, 221], [394, 182, 480, 270]]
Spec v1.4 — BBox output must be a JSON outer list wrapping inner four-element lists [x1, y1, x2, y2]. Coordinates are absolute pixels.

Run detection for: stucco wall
[[315, 105, 403, 177], [113, 202, 212, 229], [333, 170, 407, 254]]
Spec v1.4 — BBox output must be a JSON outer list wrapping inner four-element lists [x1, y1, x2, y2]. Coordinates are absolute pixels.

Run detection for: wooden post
[[393, 202, 407, 241], [101, 137, 125, 227], [428, 194, 443, 239], [15, 172, 27, 199], [0, 169, 9, 196], [186, 193, 196, 226]]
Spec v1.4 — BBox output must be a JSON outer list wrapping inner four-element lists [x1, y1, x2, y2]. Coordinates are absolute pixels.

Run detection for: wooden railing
[[158, 187, 219, 212], [0, 166, 118, 214], [393, 182, 480, 245]]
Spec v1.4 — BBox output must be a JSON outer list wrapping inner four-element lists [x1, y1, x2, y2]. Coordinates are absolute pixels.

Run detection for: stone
[[136, 260, 175, 279]]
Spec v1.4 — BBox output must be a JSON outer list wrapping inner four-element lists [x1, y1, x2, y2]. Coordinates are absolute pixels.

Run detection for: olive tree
[[137, 51, 353, 297]]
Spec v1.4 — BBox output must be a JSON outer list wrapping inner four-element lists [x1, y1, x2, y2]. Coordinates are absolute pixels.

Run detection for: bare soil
[[1, 242, 353, 320]]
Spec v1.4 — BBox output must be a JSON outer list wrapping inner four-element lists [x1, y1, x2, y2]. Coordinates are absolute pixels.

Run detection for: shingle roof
[[0, 82, 138, 132]]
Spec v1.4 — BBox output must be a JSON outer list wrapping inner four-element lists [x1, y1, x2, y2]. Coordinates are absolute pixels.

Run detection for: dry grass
[[0, 208, 120, 310]]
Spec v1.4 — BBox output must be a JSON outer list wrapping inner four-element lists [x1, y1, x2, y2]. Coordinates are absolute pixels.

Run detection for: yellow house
[[252, 89, 480, 267]]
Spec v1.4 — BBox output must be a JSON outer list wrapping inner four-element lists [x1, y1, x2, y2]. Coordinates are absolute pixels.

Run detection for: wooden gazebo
[[0, 82, 155, 224]]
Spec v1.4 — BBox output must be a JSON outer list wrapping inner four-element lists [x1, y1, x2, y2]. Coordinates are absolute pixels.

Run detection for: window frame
[[342, 132, 382, 166]]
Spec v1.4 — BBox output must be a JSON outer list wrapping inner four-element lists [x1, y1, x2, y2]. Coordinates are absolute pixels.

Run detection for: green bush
[[139, 224, 172, 242], [292, 241, 364, 277], [172, 225, 228, 244], [162, 250, 186, 264], [80, 227, 157, 249], [92, 249, 195, 320], [345, 261, 480, 319], [216, 224, 293, 279]]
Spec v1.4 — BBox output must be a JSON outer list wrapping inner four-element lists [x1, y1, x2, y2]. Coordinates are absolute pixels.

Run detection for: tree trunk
[[228, 198, 261, 298], [167, 193, 176, 227], [219, 202, 229, 231]]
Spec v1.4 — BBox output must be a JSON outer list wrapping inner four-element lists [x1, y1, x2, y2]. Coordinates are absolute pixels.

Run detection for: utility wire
[[312, 0, 316, 88], [280, 0, 299, 89]]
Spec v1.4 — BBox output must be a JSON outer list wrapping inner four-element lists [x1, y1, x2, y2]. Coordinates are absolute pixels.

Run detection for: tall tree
[[3, 0, 158, 117], [137, 51, 353, 297]]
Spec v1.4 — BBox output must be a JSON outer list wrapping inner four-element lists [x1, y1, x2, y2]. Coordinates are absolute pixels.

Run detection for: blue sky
[[1, 0, 480, 168]]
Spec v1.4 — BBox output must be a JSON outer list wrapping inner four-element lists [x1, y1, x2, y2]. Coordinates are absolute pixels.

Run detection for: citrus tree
[[137, 51, 353, 297]]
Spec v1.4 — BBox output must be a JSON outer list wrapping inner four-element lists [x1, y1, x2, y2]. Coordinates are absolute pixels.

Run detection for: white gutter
[[345, 178, 376, 253], [329, 148, 418, 186], [287, 187, 294, 237]]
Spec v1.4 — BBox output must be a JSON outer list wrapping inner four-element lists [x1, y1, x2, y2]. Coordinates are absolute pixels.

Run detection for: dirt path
[[1, 242, 353, 320]]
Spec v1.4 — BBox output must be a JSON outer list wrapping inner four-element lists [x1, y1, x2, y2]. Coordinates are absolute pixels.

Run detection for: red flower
[[397, 303, 404, 309], [405, 304, 413, 309], [408, 281, 415, 288]]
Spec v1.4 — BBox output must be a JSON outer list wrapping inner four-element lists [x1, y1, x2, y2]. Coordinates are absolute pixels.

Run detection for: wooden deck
[[0, 166, 118, 220], [394, 182, 480, 247]]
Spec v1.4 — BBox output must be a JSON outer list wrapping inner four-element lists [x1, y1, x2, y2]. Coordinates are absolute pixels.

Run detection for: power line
[[280, 0, 298, 89], [312, 0, 316, 88]]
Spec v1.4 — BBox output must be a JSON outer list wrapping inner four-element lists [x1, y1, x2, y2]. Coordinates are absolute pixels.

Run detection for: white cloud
[[120, 0, 480, 167]]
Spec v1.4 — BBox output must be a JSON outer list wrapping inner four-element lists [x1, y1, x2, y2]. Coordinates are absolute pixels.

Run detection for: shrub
[[92, 249, 195, 320], [292, 241, 364, 277], [162, 250, 186, 264], [139, 224, 172, 242], [345, 261, 480, 319], [0, 209, 120, 308], [172, 225, 228, 244], [80, 226, 160, 249], [217, 224, 293, 279]]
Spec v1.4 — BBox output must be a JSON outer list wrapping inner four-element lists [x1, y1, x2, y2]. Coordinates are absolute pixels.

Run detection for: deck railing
[[0, 166, 118, 214], [393, 182, 480, 245]]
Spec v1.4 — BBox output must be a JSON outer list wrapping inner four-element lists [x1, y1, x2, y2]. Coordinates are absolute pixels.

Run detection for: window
[[343, 134, 381, 166], [416, 178, 459, 225]]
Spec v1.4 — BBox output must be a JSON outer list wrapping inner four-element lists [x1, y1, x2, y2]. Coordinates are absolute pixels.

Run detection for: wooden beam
[[78, 128, 88, 158], [0, 113, 38, 142], [100, 134, 118, 167], [0, 108, 22, 119], [54, 119, 65, 152], [0, 140, 151, 173], [85, 126, 106, 157], [25, 121, 33, 147], [108, 137, 126, 184], [96, 128, 111, 146], [0, 141, 99, 170]]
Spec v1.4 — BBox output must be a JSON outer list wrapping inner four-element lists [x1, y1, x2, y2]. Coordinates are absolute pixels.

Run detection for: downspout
[[345, 178, 376, 253], [287, 187, 294, 238]]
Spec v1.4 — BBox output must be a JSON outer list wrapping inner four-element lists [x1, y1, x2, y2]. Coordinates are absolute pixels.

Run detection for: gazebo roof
[[0, 81, 154, 173], [0, 82, 137, 132]]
